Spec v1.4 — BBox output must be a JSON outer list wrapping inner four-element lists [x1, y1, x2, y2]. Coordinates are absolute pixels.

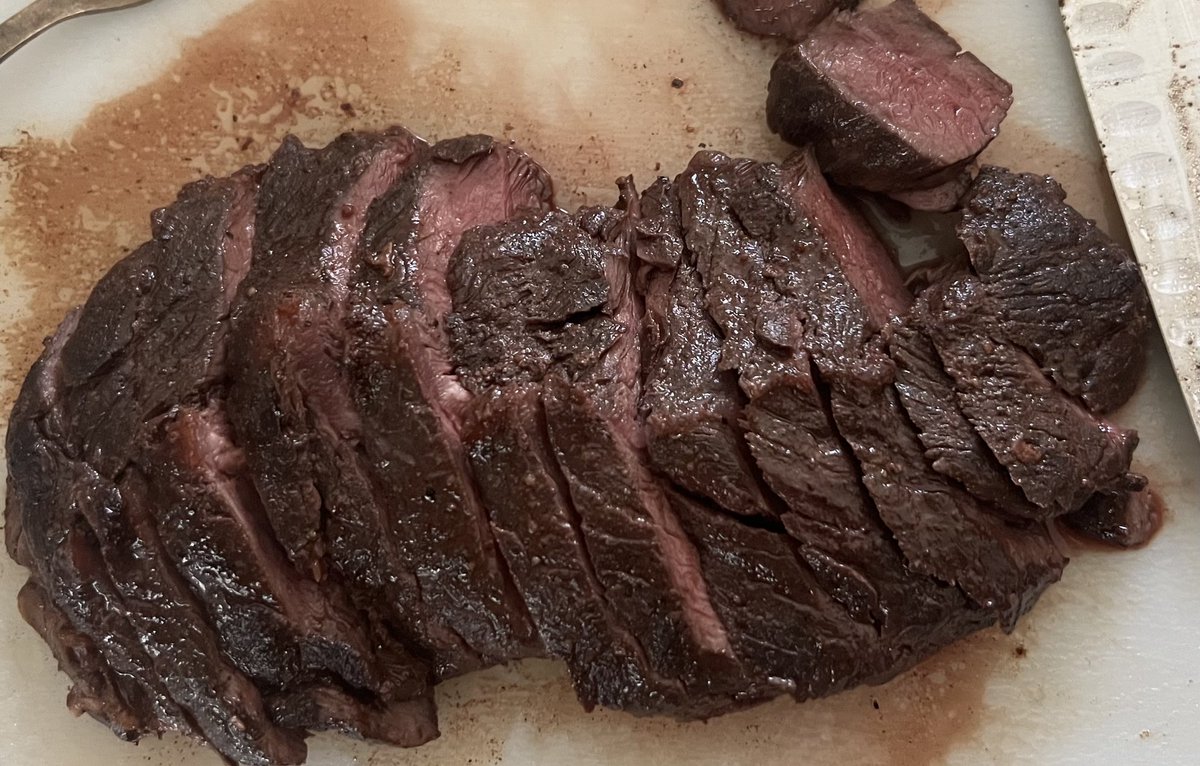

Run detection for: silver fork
[[0, 0, 151, 64]]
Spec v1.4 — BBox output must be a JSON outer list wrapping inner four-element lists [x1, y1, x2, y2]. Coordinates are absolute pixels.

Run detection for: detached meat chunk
[[767, 0, 1011, 207], [923, 276, 1145, 515], [959, 166, 1152, 412], [1064, 489, 1161, 549], [716, 0, 856, 41]]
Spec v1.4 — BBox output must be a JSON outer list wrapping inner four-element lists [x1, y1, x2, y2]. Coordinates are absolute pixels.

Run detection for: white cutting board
[[0, 1, 1197, 764]]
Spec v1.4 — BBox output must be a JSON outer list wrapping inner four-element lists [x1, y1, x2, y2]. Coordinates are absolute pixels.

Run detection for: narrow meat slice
[[338, 136, 555, 672], [228, 130, 422, 577], [636, 179, 776, 518], [783, 151, 1065, 626], [888, 316, 1042, 519], [673, 493, 994, 698], [923, 276, 1145, 514], [17, 562, 146, 740], [675, 151, 976, 637], [1064, 489, 1160, 549], [447, 206, 736, 715], [767, 0, 1011, 206], [463, 387, 694, 714], [959, 166, 1152, 412], [715, 0, 856, 41]]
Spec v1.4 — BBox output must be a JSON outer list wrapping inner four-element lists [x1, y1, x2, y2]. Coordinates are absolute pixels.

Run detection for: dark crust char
[[4, 125, 1154, 765], [959, 166, 1152, 413]]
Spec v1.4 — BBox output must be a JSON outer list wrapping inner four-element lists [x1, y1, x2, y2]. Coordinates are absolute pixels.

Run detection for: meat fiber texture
[[4, 129, 1150, 765], [766, 0, 1012, 210]]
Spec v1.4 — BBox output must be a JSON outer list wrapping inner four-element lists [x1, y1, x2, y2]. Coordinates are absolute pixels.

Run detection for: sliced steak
[[959, 166, 1152, 412], [449, 205, 752, 715], [341, 135, 554, 672], [767, 0, 1011, 206], [715, 0, 856, 41], [227, 130, 421, 578], [783, 151, 1063, 627], [139, 405, 437, 747], [675, 150, 991, 637], [636, 179, 776, 519], [888, 314, 1042, 519], [922, 276, 1145, 514]]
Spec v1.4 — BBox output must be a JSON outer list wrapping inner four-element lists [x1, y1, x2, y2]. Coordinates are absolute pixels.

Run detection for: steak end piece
[[715, 0, 857, 41], [1064, 489, 1162, 549], [767, 0, 1011, 204]]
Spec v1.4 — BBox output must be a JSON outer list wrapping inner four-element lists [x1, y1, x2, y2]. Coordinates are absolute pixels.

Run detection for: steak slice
[[767, 0, 1011, 206], [636, 179, 776, 519], [341, 135, 555, 672], [228, 130, 421, 578], [1064, 489, 1160, 549], [675, 150, 989, 636], [448, 205, 752, 715], [715, 0, 856, 41], [139, 405, 437, 747], [784, 151, 1063, 627], [959, 166, 1152, 412], [6, 315, 188, 743], [923, 276, 1145, 514]]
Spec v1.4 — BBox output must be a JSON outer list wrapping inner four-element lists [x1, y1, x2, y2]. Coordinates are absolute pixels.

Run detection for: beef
[[959, 166, 1152, 412], [771, 151, 1063, 627], [767, 0, 1011, 206], [674, 150, 1014, 638], [6, 127, 1153, 766], [1064, 489, 1160, 549], [450, 206, 753, 715], [636, 179, 777, 518], [715, 0, 856, 41], [888, 314, 1043, 520], [922, 276, 1145, 515]]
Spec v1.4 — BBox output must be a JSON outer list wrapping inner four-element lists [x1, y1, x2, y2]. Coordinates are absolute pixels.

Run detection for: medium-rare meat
[[715, 0, 856, 41], [922, 276, 1145, 514], [766, 0, 1012, 207], [636, 178, 777, 519], [959, 166, 1152, 412], [5, 127, 1153, 766], [1064, 489, 1160, 549]]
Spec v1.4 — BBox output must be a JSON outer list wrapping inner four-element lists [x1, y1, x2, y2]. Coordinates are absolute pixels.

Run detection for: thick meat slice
[[959, 166, 1152, 412], [715, 0, 856, 41], [228, 130, 422, 577], [923, 276, 1145, 514], [636, 179, 776, 518], [767, 0, 1011, 205], [140, 406, 437, 747]]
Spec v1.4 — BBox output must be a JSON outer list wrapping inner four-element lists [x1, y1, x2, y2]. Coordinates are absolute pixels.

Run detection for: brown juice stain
[[0, 1, 1086, 764], [0, 0, 790, 413]]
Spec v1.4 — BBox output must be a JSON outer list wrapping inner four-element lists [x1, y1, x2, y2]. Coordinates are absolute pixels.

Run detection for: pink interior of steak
[[784, 150, 911, 327], [803, 0, 1011, 165]]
